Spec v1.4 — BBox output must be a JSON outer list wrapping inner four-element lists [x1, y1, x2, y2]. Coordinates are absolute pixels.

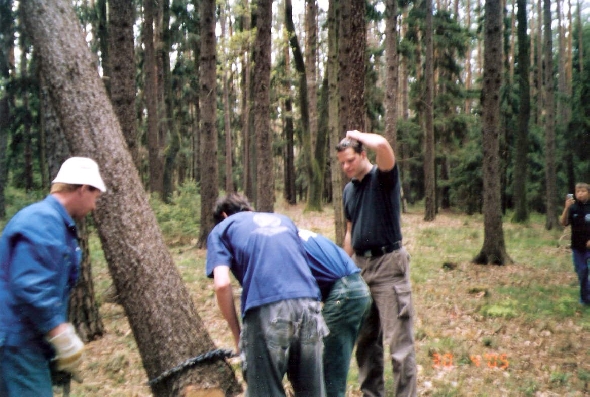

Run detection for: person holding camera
[[0, 157, 106, 396], [560, 182, 590, 305]]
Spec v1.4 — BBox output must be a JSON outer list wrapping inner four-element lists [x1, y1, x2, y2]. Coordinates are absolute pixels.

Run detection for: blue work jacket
[[0, 195, 81, 356]]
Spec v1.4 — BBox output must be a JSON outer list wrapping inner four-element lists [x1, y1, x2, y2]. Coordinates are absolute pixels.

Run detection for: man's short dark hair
[[213, 193, 254, 225], [335, 138, 363, 154]]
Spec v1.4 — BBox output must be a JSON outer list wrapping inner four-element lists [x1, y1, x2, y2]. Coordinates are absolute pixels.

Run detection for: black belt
[[355, 241, 402, 258]]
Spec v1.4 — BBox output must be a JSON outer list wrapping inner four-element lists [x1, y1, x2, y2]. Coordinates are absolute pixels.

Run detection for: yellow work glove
[[47, 323, 84, 383]]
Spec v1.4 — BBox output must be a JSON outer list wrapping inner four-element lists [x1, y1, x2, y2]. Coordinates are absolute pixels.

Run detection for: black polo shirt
[[568, 200, 590, 251], [343, 164, 402, 252]]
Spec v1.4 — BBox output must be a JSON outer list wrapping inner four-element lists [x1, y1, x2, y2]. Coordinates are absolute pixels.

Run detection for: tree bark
[[285, 0, 315, 210], [144, 0, 164, 196], [423, 0, 436, 222], [384, 0, 399, 150], [543, 0, 558, 230], [22, 1, 242, 395], [108, 0, 139, 170], [512, 0, 530, 223], [198, 0, 219, 247], [0, 0, 13, 219], [283, 35, 297, 205], [221, 2, 234, 194], [253, 0, 274, 212], [473, 0, 512, 265], [328, 0, 345, 245], [347, 0, 366, 128], [305, 0, 324, 211], [240, 0, 252, 198]]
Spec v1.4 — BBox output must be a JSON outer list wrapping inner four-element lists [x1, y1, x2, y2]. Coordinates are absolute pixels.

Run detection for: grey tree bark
[[22, 1, 241, 395], [423, 0, 436, 222], [328, 0, 345, 245], [543, 0, 558, 230], [512, 0, 530, 223], [473, 0, 512, 265], [253, 0, 274, 212], [108, 0, 139, 170], [198, 0, 219, 247]]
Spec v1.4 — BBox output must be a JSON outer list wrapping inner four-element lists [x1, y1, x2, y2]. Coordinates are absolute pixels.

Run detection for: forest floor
[[66, 202, 590, 397]]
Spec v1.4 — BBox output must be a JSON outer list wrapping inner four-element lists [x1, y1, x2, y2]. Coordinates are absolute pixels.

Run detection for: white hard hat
[[52, 157, 107, 192]]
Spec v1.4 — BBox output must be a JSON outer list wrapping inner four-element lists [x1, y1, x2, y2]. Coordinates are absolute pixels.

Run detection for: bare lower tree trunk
[[328, 0, 345, 245], [512, 0, 530, 223], [0, 0, 12, 219], [22, 1, 241, 395], [198, 0, 219, 247], [543, 0, 557, 230], [108, 0, 139, 170], [253, 0, 274, 212], [473, 0, 512, 266], [384, 0, 398, 149], [423, 0, 436, 222]]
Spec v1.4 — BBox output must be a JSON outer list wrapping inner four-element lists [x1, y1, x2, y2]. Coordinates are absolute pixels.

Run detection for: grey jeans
[[240, 298, 328, 397], [354, 247, 417, 397]]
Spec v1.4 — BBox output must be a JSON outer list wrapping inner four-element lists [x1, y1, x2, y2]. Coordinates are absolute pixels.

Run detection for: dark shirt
[[343, 164, 402, 251], [568, 200, 590, 251]]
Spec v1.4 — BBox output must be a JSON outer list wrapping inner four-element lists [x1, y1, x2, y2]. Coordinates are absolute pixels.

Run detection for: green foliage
[[149, 182, 201, 245]]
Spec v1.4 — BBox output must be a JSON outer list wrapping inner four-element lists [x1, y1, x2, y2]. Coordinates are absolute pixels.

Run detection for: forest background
[[1, 0, 590, 395]]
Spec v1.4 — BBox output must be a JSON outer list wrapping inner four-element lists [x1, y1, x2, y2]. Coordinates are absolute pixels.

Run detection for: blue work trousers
[[323, 273, 372, 397], [572, 249, 590, 304], [0, 345, 53, 397], [240, 298, 328, 397]]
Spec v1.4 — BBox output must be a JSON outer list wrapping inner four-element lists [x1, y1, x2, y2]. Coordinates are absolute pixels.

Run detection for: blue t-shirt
[[298, 229, 360, 300], [206, 212, 320, 316]]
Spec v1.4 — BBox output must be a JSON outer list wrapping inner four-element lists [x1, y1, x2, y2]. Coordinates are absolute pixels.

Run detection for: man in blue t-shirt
[[298, 229, 371, 397], [206, 193, 327, 397], [336, 130, 417, 397]]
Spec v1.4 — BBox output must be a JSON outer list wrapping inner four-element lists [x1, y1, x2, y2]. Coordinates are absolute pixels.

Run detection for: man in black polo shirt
[[336, 130, 416, 397], [560, 182, 590, 305]]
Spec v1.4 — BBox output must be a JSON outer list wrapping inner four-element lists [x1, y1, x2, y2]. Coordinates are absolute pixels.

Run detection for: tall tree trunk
[[512, 0, 530, 223], [305, 0, 323, 211], [347, 0, 365, 128], [536, 0, 543, 124], [384, 0, 398, 150], [306, 0, 318, 153], [198, 0, 219, 247], [543, 0, 557, 230], [283, 34, 297, 205], [22, 1, 242, 395], [473, 0, 512, 265], [161, 0, 177, 204], [108, 0, 139, 170], [338, 0, 351, 133], [424, 0, 436, 221], [96, 0, 110, 94], [144, 0, 164, 196], [328, 0, 345, 245], [240, 0, 252, 197], [221, 2, 234, 194], [253, 0, 274, 212], [0, 0, 13, 219], [285, 0, 315, 210]]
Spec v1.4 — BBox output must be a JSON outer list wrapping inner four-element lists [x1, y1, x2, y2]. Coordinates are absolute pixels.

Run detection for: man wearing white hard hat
[[0, 157, 106, 396]]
